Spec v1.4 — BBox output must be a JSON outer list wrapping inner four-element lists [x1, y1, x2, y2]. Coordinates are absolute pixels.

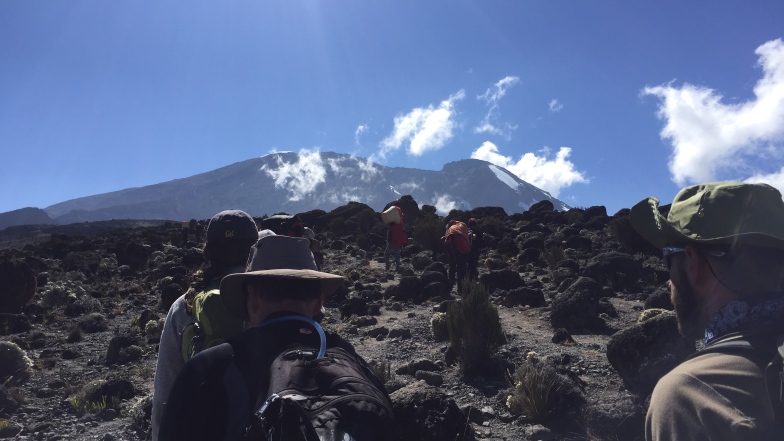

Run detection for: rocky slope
[[0, 196, 686, 441]]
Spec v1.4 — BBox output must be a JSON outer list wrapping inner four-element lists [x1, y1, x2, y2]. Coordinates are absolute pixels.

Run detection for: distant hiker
[[467, 218, 485, 281], [445, 220, 471, 293], [181, 221, 190, 244], [630, 182, 784, 441], [191, 219, 203, 243], [302, 226, 324, 271], [381, 206, 408, 273], [151, 210, 258, 441], [261, 214, 305, 237], [158, 236, 394, 441]]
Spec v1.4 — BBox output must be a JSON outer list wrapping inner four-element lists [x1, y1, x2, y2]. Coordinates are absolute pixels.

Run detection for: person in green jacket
[[630, 182, 784, 441]]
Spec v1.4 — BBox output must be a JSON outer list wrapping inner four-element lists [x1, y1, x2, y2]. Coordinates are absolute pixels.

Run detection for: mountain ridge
[[4, 152, 569, 227]]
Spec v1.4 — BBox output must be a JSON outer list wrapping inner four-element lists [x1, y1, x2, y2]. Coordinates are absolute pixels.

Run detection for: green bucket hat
[[629, 181, 784, 250]]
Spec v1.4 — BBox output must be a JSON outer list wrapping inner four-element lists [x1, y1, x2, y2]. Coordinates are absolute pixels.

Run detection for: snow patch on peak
[[488, 165, 520, 192], [390, 185, 401, 196]]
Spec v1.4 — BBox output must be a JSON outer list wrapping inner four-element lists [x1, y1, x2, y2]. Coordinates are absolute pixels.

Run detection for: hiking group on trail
[[149, 185, 784, 440]]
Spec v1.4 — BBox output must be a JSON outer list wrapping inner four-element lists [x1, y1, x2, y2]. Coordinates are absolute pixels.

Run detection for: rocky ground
[[0, 196, 691, 440]]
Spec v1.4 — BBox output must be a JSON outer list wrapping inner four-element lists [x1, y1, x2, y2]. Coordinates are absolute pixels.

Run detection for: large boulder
[[606, 312, 694, 396], [0, 258, 36, 314], [550, 277, 603, 331], [0, 314, 31, 335], [502, 287, 546, 307], [390, 382, 474, 441], [582, 252, 647, 292], [479, 269, 525, 294], [394, 277, 422, 303], [644, 286, 674, 310]]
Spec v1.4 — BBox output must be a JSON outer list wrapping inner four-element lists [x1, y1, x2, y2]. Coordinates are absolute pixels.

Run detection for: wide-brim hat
[[220, 236, 345, 321], [629, 181, 784, 250]]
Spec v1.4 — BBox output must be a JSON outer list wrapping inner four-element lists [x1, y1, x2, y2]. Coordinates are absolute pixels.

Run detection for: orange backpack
[[446, 222, 471, 254]]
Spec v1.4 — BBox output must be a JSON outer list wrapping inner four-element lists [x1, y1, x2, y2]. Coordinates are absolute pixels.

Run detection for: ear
[[310, 294, 324, 318], [246, 285, 262, 323], [682, 245, 711, 289]]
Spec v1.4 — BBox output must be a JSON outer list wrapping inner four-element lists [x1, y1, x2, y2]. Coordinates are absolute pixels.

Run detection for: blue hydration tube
[[257, 315, 326, 359]]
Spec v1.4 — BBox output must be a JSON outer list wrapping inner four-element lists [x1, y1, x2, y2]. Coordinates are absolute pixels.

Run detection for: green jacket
[[645, 334, 778, 441]]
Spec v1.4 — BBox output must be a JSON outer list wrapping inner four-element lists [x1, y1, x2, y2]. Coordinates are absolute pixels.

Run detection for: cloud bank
[[475, 76, 520, 137], [471, 141, 588, 197], [261, 148, 326, 201], [433, 194, 459, 215], [643, 38, 784, 187], [380, 90, 466, 157]]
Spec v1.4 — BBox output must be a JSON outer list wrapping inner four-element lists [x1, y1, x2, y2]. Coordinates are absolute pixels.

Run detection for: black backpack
[[244, 315, 395, 441], [688, 331, 784, 424]]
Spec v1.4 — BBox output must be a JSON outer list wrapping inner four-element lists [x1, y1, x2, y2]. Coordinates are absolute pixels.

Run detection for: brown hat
[[220, 236, 345, 321], [629, 181, 784, 250]]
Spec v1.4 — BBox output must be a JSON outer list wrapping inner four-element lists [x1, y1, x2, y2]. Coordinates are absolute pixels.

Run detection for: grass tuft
[[505, 360, 583, 423]]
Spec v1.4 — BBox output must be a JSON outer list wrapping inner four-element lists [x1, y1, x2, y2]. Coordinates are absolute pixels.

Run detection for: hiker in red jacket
[[445, 220, 471, 294], [385, 222, 408, 272]]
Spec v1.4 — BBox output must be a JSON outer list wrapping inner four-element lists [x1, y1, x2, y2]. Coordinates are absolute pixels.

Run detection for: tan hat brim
[[220, 270, 345, 321]]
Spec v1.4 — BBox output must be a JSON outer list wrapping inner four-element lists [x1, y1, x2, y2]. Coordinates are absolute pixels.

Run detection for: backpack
[[390, 223, 408, 249], [688, 331, 784, 424], [381, 206, 403, 226], [446, 222, 471, 255], [181, 289, 248, 361], [244, 315, 395, 441], [261, 215, 305, 237]]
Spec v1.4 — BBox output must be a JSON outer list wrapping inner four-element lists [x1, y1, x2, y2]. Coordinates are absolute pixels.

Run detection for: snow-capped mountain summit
[[30, 152, 569, 224]]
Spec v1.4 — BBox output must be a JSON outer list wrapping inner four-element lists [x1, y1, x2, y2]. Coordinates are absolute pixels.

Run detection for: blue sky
[[2, 1, 784, 215]]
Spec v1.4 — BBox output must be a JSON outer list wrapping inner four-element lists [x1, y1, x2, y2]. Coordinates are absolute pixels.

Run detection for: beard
[[669, 267, 703, 340]]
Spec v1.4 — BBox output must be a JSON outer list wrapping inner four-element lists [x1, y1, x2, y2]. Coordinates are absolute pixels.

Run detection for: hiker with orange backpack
[[445, 219, 471, 293]]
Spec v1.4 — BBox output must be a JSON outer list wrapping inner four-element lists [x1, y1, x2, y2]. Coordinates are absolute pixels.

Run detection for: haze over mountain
[[1, 152, 569, 228]]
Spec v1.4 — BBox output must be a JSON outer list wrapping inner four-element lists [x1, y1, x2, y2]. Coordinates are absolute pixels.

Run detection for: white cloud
[[326, 157, 350, 177], [398, 181, 421, 192], [549, 99, 564, 112], [261, 148, 326, 201], [471, 141, 588, 197], [380, 90, 466, 157], [354, 124, 368, 146], [746, 166, 784, 192], [432, 194, 459, 215], [474, 76, 520, 137], [643, 38, 784, 185], [353, 155, 380, 182]]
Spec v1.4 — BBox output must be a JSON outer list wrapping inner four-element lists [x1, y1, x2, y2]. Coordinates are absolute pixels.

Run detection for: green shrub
[[0, 341, 33, 386], [368, 359, 396, 384], [328, 218, 346, 235], [479, 217, 506, 236], [353, 209, 379, 234], [543, 244, 565, 270], [70, 395, 111, 416], [430, 312, 449, 341], [413, 215, 444, 254], [446, 280, 506, 377], [505, 360, 583, 423], [637, 308, 669, 323]]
